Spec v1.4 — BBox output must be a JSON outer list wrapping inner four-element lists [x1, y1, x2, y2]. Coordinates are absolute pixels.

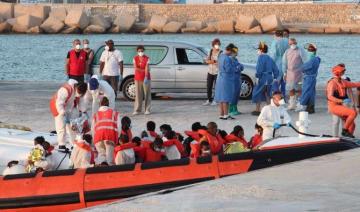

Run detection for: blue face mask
[[308, 51, 316, 58]]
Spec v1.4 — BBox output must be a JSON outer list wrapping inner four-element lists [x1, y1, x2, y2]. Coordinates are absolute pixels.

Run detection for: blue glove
[[343, 98, 351, 104], [144, 77, 150, 85], [273, 123, 281, 129]]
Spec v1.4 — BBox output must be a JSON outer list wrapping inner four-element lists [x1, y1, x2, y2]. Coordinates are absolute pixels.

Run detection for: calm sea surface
[[0, 34, 359, 83]]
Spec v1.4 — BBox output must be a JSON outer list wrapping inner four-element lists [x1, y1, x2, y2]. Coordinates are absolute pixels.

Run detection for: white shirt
[[257, 99, 291, 141], [100, 49, 123, 76]]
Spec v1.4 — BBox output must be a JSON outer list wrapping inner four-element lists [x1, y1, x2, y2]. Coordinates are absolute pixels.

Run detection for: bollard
[[295, 111, 311, 138]]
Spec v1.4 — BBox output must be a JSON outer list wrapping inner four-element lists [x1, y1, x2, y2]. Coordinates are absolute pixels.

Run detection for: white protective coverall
[[2, 164, 26, 176], [82, 78, 116, 117], [55, 79, 78, 146], [92, 106, 121, 165], [70, 140, 92, 169], [115, 149, 136, 165], [257, 99, 291, 140]]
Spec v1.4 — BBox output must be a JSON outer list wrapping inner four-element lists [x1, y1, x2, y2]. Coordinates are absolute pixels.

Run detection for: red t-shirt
[[134, 55, 151, 81]]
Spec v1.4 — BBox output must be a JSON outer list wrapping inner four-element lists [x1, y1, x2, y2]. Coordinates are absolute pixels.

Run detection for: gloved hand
[[343, 98, 351, 104], [144, 77, 150, 85], [273, 123, 281, 129]]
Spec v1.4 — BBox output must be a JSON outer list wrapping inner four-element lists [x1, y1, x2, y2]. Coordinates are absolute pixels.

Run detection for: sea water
[[0, 33, 359, 83]]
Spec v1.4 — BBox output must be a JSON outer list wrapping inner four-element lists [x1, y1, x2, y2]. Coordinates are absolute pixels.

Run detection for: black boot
[[341, 129, 355, 138], [306, 105, 315, 114]]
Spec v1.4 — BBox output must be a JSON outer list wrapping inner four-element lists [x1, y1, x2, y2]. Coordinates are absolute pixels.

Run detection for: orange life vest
[[225, 134, 248, 148], [93, 108, 119, 144], [184, 131, 201, 142], [68, 50, 87, 76], [148, 131, 158, 139], [49, 83, 74, 117], [190, 142, 200, 158], [250, 134, 263, 149], [200, 131, 224, 155], [144, 145, 164, 162], [114, 142, 136, 159]]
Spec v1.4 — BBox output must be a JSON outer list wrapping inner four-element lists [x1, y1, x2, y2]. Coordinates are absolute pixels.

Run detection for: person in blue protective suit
[[214, 43, 236, 120], [251, 42, 280, 116], [269, 30, 289, 97], [229, 47, 244, 116], [296, 43, 321, 114]]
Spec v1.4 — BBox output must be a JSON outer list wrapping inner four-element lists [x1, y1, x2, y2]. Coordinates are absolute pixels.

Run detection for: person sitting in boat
[[163, 131, 186, 159], [249, 124, 264, 149], [143, 137, 167, 162], [26, 142, 53, 173], [159, 124, 184, 143], [120, 116, 133, 144], [114, 134, 136, 165], [71, 134, 93, 169], [2, 161, 26, 176], [146, 121, 158, 141], [257, 91, 291, 140], [225, 125, 248, 148], [198, 122, 225, 155], [132, 137, 146, 163], [199, 141, 211, 157], [92, 97, 121, 166], [183, 122, 207, 157]]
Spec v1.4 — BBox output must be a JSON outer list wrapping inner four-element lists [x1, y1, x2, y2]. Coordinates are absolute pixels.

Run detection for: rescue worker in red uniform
[[66, 39, 88, 83], [92, 97, 120, 165], [49, 79, 87, 150], [327, 64, 360, 138]]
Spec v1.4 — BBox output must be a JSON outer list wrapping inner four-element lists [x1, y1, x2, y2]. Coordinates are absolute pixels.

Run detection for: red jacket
[[68, 49, 87, 76]]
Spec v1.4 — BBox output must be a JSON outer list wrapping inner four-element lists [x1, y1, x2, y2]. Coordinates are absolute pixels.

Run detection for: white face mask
[[83, 44, 89, 49], [104, 45, 109, 51], [279, 99, 286, 106], [138, 52, 144, 57], [290, 44, 297, 49], [214, 45, 220, 50], [257, 50, 262, 55], [75, 44, 81, 50]]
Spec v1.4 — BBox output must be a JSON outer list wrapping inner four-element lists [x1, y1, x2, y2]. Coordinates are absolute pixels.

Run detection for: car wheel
[[122, 77, 136, 101], [240, 75, 253, 100]]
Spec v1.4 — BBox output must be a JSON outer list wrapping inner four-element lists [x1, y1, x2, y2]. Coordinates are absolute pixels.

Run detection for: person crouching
[[92, 97, 120, 166]]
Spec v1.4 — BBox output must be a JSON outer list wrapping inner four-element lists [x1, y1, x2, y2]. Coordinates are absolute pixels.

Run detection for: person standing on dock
[[203, 38, 222, 106], [82, 39, 94, 82], [270, 30, 288, 97], [251, 42, 279, 116], [99, 40, 124, 98], [282, 38, 307, 110], [296, 43, 321, 114], [65, 39, 88, 83]]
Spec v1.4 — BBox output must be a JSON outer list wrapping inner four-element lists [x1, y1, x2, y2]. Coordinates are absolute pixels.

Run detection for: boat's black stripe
[[3, 173, 37, 180], [84, 176, 214, 202], [141, 158, 190, 170], [0, 192, 80, 209], [42, 169, 77, 177], [86, 163, 136, 174]]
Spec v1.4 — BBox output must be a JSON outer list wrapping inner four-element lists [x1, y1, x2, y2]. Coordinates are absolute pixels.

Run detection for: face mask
[[84, 44, 89, 49], [308, 51, 315, 58], [231, 53, 237, 58], [214, 45, 220, 50], [202, 150, 211, 154], [138, 52, 144, 57], [75, 44, 81, 50], [290, 44, 297, 50], [279, 99, 286, 106], [257, 50, 262, 55], [104, 45, 109, 51]]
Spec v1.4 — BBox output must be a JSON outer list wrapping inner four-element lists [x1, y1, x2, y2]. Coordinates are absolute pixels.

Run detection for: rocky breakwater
[[0, 3, 360, 34]]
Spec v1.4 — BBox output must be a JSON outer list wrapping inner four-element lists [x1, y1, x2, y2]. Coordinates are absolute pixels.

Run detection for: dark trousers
[[68, 75, 84, 83], [103, 75, 119, 97], [207, 73, 217, 102]]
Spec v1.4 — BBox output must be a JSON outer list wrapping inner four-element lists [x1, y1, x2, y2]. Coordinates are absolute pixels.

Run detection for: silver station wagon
[[91, 41, 256, 101]]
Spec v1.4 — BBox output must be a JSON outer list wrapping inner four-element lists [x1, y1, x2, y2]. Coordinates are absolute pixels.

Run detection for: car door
[[174, 47, 208, 90]]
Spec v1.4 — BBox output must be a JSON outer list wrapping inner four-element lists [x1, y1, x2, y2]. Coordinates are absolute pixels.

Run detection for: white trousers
[[95, 141, 115, 165], [55, 114, 75, 146]]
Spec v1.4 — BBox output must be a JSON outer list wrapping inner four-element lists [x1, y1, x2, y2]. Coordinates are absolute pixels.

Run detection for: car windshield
[[93, 45, 168, 65]]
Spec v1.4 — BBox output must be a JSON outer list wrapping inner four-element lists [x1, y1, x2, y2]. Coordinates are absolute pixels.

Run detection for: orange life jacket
[[148, 131, 158, 139], [144, 145, 164, 162], [200, 131, 224, 155], [68, 49, 87, 76], [225, 134, 248, 148], [49, 83, 74, 117], [190, 142, 200, 158], [74, 140, 95, 164], [93, 108, 119, 144], [114, 142, 136, 159], [250, 134, 263, 149], [184, 131, 201, 142]]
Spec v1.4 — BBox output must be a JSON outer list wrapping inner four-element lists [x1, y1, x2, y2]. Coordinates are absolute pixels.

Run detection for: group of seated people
[[3, 119, 264, 175]]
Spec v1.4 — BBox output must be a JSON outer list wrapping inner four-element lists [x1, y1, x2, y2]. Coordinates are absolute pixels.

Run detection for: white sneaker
[[210, 101, 217, 106], [132, 112, 140, 115], [295, 104, 306, 112], [202, 100, 211, 106], [144, 111, 151, 115]]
